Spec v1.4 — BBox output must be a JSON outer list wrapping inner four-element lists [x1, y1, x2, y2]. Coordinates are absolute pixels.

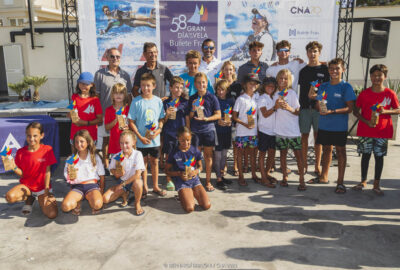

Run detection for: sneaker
[[216, 181, 227, 190], [222, 177, 233, 185]]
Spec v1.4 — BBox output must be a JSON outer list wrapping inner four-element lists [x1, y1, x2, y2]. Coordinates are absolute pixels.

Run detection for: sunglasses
[[278, 48, 290, 52], [254, 14, 264, 20], [203, 46, 215, 50], [110, 55, 121, 59]]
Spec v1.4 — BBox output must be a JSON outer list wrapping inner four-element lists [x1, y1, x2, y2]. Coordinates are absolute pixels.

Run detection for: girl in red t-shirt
[[5, 122, 58, 218], [104, 83, 130, 155], [68, 72, 103, 148]]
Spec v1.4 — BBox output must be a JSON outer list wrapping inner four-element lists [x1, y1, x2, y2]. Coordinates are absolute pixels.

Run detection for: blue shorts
[[174, 176, 202, 192], [258, 132, 276, 152], [119, 179, 133, 192], [71, 183, 99, 196], [235, 135, 258, 149], [162, 133, 178, 155], [192, 131, 216, 147]]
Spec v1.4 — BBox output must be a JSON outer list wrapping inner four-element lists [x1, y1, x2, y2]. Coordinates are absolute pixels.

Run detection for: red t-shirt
[[104, 105, 130, 154], [70, 93, 103, 141], [356, 88, 399, 138], [15, 145, 57, 192]]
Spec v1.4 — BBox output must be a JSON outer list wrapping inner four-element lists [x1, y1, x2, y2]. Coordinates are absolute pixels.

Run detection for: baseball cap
[[243, 73, 261, 84], [77, 72, 94, 85]]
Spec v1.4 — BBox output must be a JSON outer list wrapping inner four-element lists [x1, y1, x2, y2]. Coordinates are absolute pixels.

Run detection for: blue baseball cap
[[77, 72, 94, 85]]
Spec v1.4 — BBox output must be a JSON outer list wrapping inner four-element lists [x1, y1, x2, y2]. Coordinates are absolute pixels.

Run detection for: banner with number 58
[[159, 0, 218, 61]]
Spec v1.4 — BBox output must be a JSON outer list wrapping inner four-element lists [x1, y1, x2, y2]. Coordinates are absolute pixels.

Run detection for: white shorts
[[31, 188, 53, 197], [98, 122, 109, 137]]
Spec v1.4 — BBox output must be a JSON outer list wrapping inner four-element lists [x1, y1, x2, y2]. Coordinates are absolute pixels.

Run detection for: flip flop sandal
[[335, 184, 347, 194], [166, 181, 175, 191], [373, 188, 384, 196], [267, 176, 278, 184], [352, 183, 366, 191], [261, 180, 276, 188], [71, 205, 81, 216], [21, 204, 33, 216], [135, 208, 145, 216], [252, 177, 262, 184], [206, 185, 215, 192], [297, 184, 307, 191], [238, 179, 248, 186], [152, 189, 167, 197], [307, 177, 330, 184], [280, 181, 289, 187]]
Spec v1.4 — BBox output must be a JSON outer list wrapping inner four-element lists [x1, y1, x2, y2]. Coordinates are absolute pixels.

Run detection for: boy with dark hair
[[309, 58, 356, 194], [352, 64, 400, 195], [128, 73, 166, 197], [298, 41, 329, 177], [237, 41, 269, 84]]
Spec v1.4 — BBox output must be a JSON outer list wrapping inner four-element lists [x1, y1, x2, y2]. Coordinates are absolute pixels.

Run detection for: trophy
[[113, 152, 125, 176], [116, 106, 127, 129], [145, 122, 156, 140], [370, 102, 382, 127], [309, 80, 321, 96], [316, 91, 328, 114], [194, 97, 205, 119], [278, 88, 289, 101], [0, 146, 15, 171], [246, 106, 256, 127], [67, 100, 80, 124], [183, 156, 196, 180], [224, 106, 232, 123], [66, 154, 79, 180], [168, 98, 180, 120]]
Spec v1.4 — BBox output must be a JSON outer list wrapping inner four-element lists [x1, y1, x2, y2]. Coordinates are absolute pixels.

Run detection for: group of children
[[4, 41, 399, 218]]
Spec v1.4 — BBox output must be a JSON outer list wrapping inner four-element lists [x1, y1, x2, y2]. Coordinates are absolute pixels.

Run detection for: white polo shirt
[[199, 56, 222, 86], [266, 61, 306, 93], [109, 150, 145, 182], [64, 154, 105, 184], [275, 89, 301, 138], [233, 93, 258, 137], [257, 93, 277, 136]]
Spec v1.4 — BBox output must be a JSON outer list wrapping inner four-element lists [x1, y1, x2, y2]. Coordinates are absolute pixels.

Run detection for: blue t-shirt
[[216, 97, 235, 134], [317, 81, 356, 132], [179, 73, 214, 96], [187, 91, 221, 134], [162, 96, 188, 137], [128, 95, 165, 148], [167, 145, 203, 182]]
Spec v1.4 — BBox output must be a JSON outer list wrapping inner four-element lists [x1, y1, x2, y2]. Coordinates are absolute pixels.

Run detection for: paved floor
[[1, 140, 400, 270]]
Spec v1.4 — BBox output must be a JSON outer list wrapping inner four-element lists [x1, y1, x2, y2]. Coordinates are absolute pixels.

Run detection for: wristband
[[87, 120, 90, 126]]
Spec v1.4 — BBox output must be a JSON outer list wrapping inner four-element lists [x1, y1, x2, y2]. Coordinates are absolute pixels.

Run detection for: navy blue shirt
[[163, 96, 188, 137], [167, 145, 203, 182], [216, 97, 235, 134], [187, 91, 220, 134]]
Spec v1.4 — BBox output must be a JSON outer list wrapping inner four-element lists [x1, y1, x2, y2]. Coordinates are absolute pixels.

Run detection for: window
[[9, 18, 24, 26]]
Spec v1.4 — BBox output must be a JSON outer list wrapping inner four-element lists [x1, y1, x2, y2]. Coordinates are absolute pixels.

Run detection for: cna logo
[[83, 104, 95, 114], [290, 6, 321, 15], [188, 4, 208, 24]]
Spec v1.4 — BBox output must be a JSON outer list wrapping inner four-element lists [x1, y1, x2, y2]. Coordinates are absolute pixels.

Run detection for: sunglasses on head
[[110, 55, 121, 59], [254, 14, 264, 20], [278, 48, 290, 52], [203, 46, 215, 50]]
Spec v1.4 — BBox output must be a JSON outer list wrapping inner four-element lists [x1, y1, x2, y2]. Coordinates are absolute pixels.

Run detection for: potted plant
[[8, 82, 29, 101], [24, 75, 48, 103]]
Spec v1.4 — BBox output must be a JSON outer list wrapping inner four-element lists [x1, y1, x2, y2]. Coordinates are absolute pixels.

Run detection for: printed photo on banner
[[222, 0, 278, 63], [94, 0, 156, 63], [159, 0, 218, 61]]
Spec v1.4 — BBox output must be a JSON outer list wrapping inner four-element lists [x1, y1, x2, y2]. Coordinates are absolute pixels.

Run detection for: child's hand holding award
[[67, 100, 80, 124], [1, 147, 15, 171]]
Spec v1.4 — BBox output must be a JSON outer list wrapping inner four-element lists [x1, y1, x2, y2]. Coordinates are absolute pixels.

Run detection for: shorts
[[276, 136, 302, 150], [119, 179, 133, 192], [137, 147, 160, 158], [174, 176, 202, 192], [162, 133, 178, 155], [98, 122, 110, 137], [216, 132, 232, 151], [299, 108, 320, 134], [357, 137, 388, 157], [23, 187, 53, 197], [258, 132, 276, 152], [192, 131, 216, 147], [316, 129, 347, 147], [71, 183, 100, 196], [235, 135, 258, 149]]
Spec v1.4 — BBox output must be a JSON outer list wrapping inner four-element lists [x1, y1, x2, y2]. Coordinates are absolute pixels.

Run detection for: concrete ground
[[1, 139, 400, 270]]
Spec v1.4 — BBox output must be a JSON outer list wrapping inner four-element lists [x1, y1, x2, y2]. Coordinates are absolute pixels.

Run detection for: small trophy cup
[[246, 107, 256, 127], [224, 106, 232, 123], [67, 100, 80, 124], [370, 102, 382, 127], [168, 98, 180, 120], [114, 152, 125, 176], [183, 156, 196, 180], [317, 91, 328, 114], [145, 122, 156, 140]]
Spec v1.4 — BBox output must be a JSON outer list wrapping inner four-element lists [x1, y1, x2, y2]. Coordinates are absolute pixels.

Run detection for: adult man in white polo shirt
[[199, 39, 221, 86]]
